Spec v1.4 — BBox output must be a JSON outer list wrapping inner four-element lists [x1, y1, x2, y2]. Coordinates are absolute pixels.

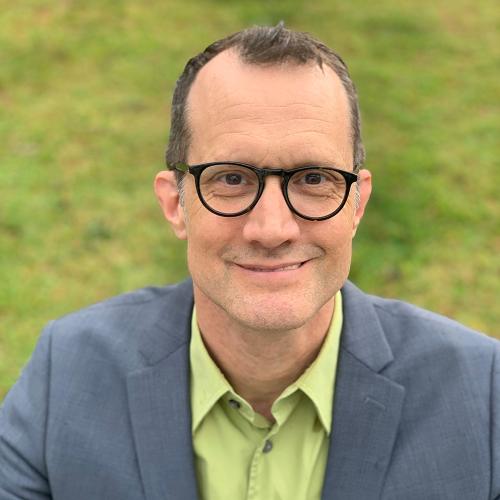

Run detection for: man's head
[[155, 25, 371, 333], [166, 23, 365, 175]]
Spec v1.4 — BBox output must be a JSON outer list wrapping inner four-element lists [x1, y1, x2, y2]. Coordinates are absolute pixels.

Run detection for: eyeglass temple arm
[[168, 162, 189, 173]]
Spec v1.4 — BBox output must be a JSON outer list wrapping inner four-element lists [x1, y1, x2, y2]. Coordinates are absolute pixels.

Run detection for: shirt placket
[[245, 421, 279, 500], [244, 391, 301, 500]]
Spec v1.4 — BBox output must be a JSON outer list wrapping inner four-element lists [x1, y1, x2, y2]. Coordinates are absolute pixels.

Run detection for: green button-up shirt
[[190, 291, 343, 500]]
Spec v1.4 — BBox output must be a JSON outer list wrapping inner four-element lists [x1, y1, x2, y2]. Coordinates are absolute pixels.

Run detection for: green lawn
[[1, 0, 498, 399]]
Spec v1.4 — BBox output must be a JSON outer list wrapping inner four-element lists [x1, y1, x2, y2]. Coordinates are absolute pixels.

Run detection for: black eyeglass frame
[[171, 161, 358, 221]]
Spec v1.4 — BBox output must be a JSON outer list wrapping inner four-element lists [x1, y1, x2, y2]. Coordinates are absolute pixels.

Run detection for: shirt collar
[[291, 290, 343, 434], [190, 308, 231, 433], [190, 291, 343, 435]]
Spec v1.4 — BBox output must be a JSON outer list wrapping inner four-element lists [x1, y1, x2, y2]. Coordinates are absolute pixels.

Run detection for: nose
[[242, 177, 300, 248]]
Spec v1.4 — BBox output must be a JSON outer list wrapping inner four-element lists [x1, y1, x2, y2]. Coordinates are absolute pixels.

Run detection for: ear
[[154, 170, 187, 240], [352, 168, 372, 237]]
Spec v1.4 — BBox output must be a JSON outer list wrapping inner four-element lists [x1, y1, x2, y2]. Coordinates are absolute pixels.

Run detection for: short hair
[[166, 23, 365, 178]]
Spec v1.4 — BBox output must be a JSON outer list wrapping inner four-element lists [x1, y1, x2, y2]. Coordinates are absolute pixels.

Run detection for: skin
[[155, 49, 372, 420]]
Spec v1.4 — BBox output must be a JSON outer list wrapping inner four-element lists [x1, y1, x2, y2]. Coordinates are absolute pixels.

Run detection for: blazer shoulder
[[342, 280, 497, 360], [360, 291, 499, 391], [369, 292, 496, 349], [43, 278, 194, 370], [342, 281, 497, 378]]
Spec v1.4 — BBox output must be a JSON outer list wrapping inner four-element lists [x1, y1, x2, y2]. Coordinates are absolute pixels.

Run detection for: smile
[[236, 261, 306, 272]]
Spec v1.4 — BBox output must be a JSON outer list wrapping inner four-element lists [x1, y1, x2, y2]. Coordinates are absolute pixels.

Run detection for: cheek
[[314, 213, 354, 249], [185, 230, 214, 285], [318, 224, 354, 284], [185, 225, 213, 263], [184, 212, 232, 267]]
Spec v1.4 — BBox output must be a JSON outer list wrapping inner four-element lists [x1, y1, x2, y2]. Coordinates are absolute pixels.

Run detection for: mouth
[[235, 261, 307, 272]]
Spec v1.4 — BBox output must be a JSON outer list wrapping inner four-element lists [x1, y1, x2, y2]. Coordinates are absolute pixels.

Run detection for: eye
[[303, 172, 324, 185], [289, 168, 346, 200], [222, 173, 244, 185], [293, 169, 333, 186], [200, 165, 258, 199]]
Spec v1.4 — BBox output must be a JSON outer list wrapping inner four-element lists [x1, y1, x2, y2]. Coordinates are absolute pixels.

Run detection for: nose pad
[[242, 177, 300, 247], [254, 176, 288, 213], [255, 170, 290, 210]]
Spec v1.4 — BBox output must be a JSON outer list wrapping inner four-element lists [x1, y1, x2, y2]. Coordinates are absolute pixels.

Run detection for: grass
[[1, 0, 498, 399]]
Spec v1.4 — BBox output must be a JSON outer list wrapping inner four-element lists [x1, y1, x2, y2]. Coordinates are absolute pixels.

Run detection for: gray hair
[[166, 24, 365, 175]]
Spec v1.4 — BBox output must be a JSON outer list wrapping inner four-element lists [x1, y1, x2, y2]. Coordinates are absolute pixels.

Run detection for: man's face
[[157, 50, 371, 332]]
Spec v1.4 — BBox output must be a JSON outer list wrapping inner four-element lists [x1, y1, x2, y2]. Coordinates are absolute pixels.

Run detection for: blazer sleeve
[[492, 340, 500, 500], [0, 324, 53, 499]]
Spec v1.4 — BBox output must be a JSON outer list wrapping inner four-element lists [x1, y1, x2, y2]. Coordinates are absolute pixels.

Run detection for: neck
[[194, 288, 335, 420]]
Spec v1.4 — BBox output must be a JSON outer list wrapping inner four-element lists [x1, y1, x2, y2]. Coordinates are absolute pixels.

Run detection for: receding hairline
[[184, 47, 352, 147], [189, 46, 343, 88]]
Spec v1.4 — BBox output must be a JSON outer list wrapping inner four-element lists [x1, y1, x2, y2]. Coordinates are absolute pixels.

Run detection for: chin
[[226, 295, 320, 333], [234, 313, 310, 334]]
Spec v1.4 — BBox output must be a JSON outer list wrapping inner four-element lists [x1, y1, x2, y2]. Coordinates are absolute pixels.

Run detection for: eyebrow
[[292, 159, 346, 169], [214, 158, 348, 170]]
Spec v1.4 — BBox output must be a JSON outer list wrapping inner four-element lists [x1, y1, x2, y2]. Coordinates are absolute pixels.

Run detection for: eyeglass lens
[[198, 163, 349, 219]]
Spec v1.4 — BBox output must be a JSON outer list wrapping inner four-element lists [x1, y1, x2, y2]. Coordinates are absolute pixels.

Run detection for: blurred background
[[1, 0, 498, 399]]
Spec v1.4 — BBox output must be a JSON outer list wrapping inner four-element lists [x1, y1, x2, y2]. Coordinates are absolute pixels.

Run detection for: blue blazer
[[1, 280, 499, 499]]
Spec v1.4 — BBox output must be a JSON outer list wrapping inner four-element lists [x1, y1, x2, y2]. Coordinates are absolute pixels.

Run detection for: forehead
[[186, 50, 352, 167]]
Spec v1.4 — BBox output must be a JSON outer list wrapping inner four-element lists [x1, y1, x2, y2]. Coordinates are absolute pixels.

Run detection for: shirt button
[[262, 439, 273, 453], [228, 399, 241, 409]]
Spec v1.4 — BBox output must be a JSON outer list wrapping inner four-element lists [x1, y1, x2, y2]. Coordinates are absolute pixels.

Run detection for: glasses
[[171, 161, 358, 221]]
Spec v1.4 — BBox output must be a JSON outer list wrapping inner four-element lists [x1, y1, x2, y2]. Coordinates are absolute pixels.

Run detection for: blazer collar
[[127, 278, 199, 500], [321, 281, 406, 500], [339, 281, 394, 371], [137, 278, 194, 366]]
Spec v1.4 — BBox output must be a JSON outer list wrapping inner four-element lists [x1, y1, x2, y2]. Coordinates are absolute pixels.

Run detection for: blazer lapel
[[321, 282, 406, 500], [127, 280, 199, 500]]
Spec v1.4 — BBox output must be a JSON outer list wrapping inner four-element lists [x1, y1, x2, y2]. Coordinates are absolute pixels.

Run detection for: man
[[1, 24, 499, 500]]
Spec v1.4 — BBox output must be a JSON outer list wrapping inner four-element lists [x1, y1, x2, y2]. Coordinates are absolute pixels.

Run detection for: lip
[[234, 260, 307, 272]]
